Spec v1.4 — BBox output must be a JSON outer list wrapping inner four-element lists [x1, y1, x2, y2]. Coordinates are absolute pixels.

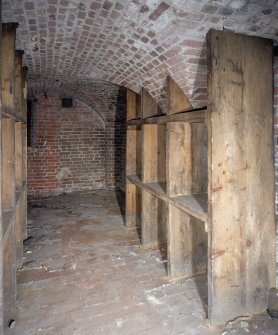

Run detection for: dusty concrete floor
[[9, 191, 278, 335]]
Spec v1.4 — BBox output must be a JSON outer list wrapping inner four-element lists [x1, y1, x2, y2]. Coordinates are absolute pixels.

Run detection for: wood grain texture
[[14, 50, 24, 118], [15, 123, 23, 188], [2, 118, 15, 209], [127, 175, 207, 222], [125, 182, 141, 228], [2, 23, 17, 111], [141, 190, 166, 247], [21, 67, 28, 122], [191, 123, 208, 193], [127, 89, 137, 120], [141, 87, 162, 118], [15, 195, 23, 267], [125, 125, 142, 228], [207, 29, 275, 325], [167, 75, 192, 115], [142, 124, 166, 183], [3, 217, 17, 330], [166, 122, 192, 196], [127, 109, 207, 125], [167, 205, 207, 279]]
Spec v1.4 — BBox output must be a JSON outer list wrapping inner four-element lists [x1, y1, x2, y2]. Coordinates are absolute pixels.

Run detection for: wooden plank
[[3, 218, 17, 332], [21, 67, 28, 122], [126, 126, 137, 176], [125, 182, 141, 228], [166, 122, 192, 197], [15, 196, 23, 267], [127, 109, 207, 125], [191, 123, 208, 193], [167, 75, 192, 115], [125, 124, 142, 228], [167, 205, 207, 279], [127, 175, 207, 222], [22, 126, 28, 239], [2, 117, 15, 209], [2, 23, 17, 113], [15, 123, 23, 189], [141, 190, 166, 247], [142, 124, 166, 183], [127, 90, 141, 120], [14, 50, 24, 119], [127, 89, 136, 120], [207, 29, 275, 325], [141, 87, 162, 118]]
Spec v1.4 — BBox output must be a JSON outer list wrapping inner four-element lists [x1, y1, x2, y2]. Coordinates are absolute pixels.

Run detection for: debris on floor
[[10, 191, 278, 335]]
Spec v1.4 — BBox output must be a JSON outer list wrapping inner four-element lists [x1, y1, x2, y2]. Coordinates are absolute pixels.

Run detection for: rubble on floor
[[9, 191, 278, 335]]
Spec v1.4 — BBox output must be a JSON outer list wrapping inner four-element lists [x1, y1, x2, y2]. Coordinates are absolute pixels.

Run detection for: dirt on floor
[[7, 190, 278, 335]]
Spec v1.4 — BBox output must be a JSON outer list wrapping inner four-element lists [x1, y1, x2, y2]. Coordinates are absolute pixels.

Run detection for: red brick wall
[[28, 93, 108, 196]]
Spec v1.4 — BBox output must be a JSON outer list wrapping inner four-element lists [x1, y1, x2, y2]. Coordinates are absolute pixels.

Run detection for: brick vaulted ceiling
[[2, 0, 278, 113]]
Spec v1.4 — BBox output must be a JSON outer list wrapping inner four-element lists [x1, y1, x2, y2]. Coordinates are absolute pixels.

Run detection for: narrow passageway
[[11, 191, 278, 335]]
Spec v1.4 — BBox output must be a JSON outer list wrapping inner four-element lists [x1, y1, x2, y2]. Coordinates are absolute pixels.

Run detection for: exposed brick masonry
[[3, 1, 277, 111], [28, 89, 126, 197]]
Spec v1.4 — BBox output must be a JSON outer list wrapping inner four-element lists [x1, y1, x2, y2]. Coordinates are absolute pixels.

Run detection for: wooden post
[[125, 92, 142, 228], [207, 29, 275, 325], [141, 124, 166, 246], [2, 23, 17, 113], [166, 120, 207, 279], [15, 122, 23, 265], [1, 22, 18, 330], [21, 67, 28, 239]]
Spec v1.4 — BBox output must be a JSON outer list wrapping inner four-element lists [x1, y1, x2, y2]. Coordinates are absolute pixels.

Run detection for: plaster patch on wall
[[58, 167, 72, 181]]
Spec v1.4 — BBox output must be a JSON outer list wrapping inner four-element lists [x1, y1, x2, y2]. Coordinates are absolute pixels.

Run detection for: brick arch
[[28, 79, 126, 123], [4, 1, 276, 113]]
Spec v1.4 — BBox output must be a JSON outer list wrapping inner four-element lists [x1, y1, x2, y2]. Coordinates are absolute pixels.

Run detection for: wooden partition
[[207, 29, 275, 325], [125, 29, 275, 326], [125, 90, 142, 229], [0, 22, 28, 332]]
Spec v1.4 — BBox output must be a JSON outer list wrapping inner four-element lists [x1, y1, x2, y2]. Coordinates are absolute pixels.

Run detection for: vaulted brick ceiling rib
[[2, 0, 278, 110]]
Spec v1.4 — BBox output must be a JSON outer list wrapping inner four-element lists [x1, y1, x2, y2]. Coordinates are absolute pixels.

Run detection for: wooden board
[[167, 75, 192, 115], [207, 29, 275, 325], [2, 23, 17, 112], [127, 89, 140, 120], [141, 190, 166, 247], [14, 50, 24, 119], [127, 175, 207, 222], [2, 117, 15, 209], [15, 195, 23, 267], [22, 126, 28, 239], [21, 67, 28, 122], [166, 122, 192, 197], [141, 87, 162, 118], [167, 205, 207, 279], [125, 182, 141, 228], [191, 123, 208, 193], [142, 124, 166, 183], [166, 122, 207, 197], [3, 218, 17, 331], [15, 123, 23, 188], [127, 109, 207, 125]]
